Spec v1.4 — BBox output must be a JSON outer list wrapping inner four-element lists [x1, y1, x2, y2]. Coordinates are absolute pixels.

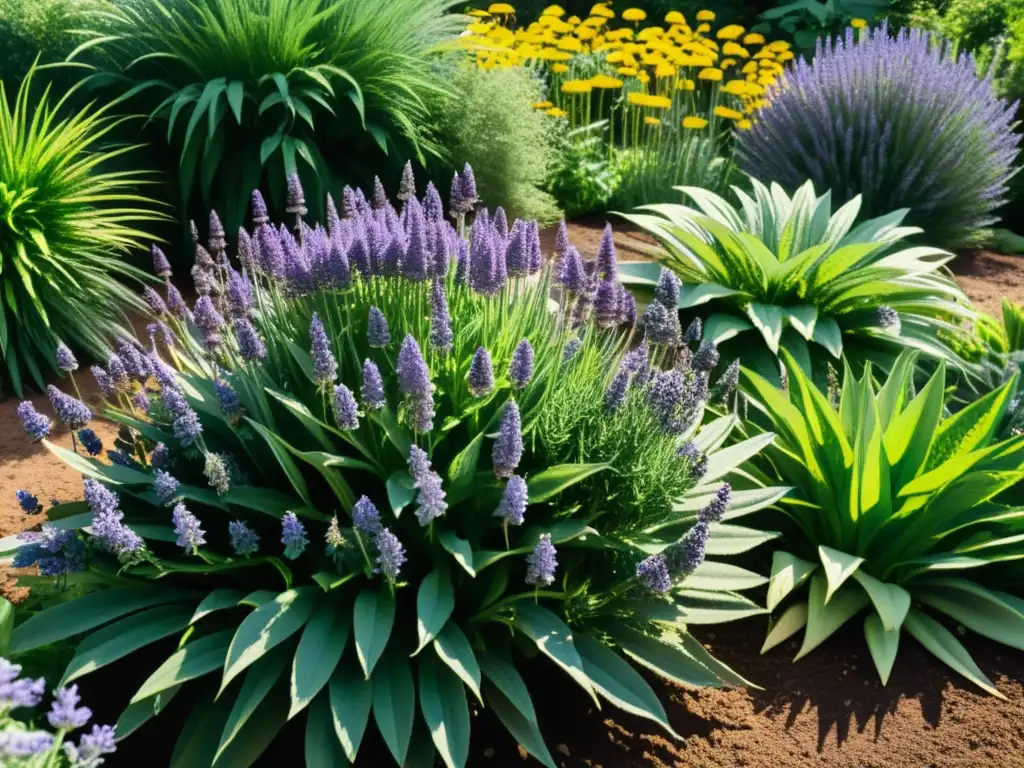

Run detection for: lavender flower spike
[[636, 553, 672, 593], [361, 360, 386, 410], [281, 512, 309, 559], [332, 384, 360, 430], [47, 386, 92, 430], [495, 474, 527, 526], [47, 684, 92, 730], [429, 280, 453, 352], [468, 347, 495, 397], [374, 528, 406, 580], [559, 245, 586, 295], [154, 471, 179, 505], [235, 317, 267, 362], [596, 223, 617, 279], [407, 445, 447, 526], [172, 502, 206, 555], [683, 317, 703, 344], [397, 334, 432, 399], [151, 245, 172, 278], [398, 160, 416, 201], [525, 533, 557, 586], [310, 312, 338, 387], [493, 400, 523, 478], [352, 496, 382, 534], [655, 268, 681, 309], [508, 339, 534, 390], [367, 306, 391, 348], [229, 520, 260, 556], [55, 342, 78, 373], [17, 401, 51, 442], [554, 218, 569, 260]]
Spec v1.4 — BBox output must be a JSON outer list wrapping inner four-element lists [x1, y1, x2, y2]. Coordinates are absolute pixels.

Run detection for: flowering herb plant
[[7, 167, 787, 766], [618, 175, 986, 388], [742, 348, 1024, 694]]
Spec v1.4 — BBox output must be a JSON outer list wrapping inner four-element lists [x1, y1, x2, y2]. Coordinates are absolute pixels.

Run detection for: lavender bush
[[5, 167, 787, 766], [736, 24, 1021, 248]]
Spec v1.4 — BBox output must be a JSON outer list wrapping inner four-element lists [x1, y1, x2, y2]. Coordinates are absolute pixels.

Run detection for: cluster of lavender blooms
[[552, 220, 636, 330], [1, 659, 116, 766], [635, 484, 732, 594]]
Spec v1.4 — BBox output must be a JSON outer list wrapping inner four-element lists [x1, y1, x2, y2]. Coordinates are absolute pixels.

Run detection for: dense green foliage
[[742, 349, 1024, 693], [0, 67, 162, 397], [0, 0, 99, 87], [543, 121, 619, 217]]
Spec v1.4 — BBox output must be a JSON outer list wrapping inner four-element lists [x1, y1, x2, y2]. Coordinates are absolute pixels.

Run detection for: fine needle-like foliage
[[7, 167, 787, 767], [0, 64, 162, 397], [743, 348, 1024, 695]]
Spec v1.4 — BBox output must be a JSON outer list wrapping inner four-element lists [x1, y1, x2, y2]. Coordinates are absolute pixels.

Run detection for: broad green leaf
[[864, 614, 900, 685], [915, 584, 1024, 651], [226, 80, 244, 123], [329, 661, 373, 761], [698, 432, 776, 486], [761, 602, 808, 653], [215, 645, 291, 763], [683, 561, 768, 592], [904, 609, 1005, 698], [703, 312, 753, 344], [290, 598, 351, 718], [43, 439, 153, 485], [132, 629, 234, 702], [211, 677, 288, 767], [478, 652, 539, 725], [669, 485, 792, 525], [414, 567, 455, 656], [191, 589, 246, 625], [793, 575, 869, 660], [221, 587, 320, 692], [851, 571, 910, 632], [575, 635, 677, 738], [884, 361, 945, 488], [438, 531, 476, 576], [447, 432, 483, 492], [62, 605, 192, 684], [116, 686, 182, 741], [170, 689, 230, 768], [527, 463, 611, 504], [372, 652, 416, 765], [674, 630, 759, 689], [606, 624, 722, 688], [246, 419, 312, 504], [0, 598, 12, 656], [811, 316, 843, 358], [11, 587, 197, 653], [746, 302, 785, 353], [926, 373, 1018, 471], [766, 551, 817, 612], [223, 486, 324, 521], [674, 589, 765, 623], [305, 693, 351, 768], [511, 604, 598, 705], [482, 680, 557, 768], [433, 623, 482, 704], [786, 305, 818, 340], [818, 545, 865, 603], [354, 588, 395, 678], [705, 524, 779, 556], [386, 471, 417, 517], [419, 651, 471, 768]]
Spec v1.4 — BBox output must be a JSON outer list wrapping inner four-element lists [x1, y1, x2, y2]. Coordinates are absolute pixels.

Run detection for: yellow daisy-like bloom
[[757, 74, 775, 85], [568, 15, 581, 24], [559, 35, 583, 51], [741, 61, 758, 74], [637, 27, 664, 41], [547, 107, 569, 117], [698, 67, 723, 81], [777, 51, 794, 61], [644, 116, 662, 125], [537, 47, 573, 60], [676, 78, 696, 90], [716, 24, 745, 40], [768, 40, 791, 52], [561, 79, 594, 93], [617, 65, 639, 75], [468, 22, 493, 34], [720, 58, 736, 68], [627, 92, 672, 109], [696, 9, 716, 21], [753, 48, 775, 59], [532, 100, 554, 109], [655, 62, 677, 78], [637, 70, 651, 84], [606, 50, 627, 63], [677, 53, 714, 68], [488, 2, 515, 13], [576, 26, 597, 40], [622, 8, 647, 22], [722, 41, 749, 57], [695, 22, 711, 33], [720, 79, 749, 95], [850, 17, 868, 28], [743, 32, 765, 45], [467, 9, 491, 18], [737, 119, 752, 129], [682, 116, 708, 129], [552, 63, 570, 72], [590, 74, 624, 88], [664, 11, 686, 24], [714, 106, 743, 120], [591, 3, 615, 18], [541, 4, 564, 15]]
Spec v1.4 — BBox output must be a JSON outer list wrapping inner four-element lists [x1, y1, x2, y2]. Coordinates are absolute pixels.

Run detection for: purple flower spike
[[509, 339, 534, 390], [208, 210, 227, 254], [141, 286, 168, 317], [332, 384, 360, 430], [353, 495, 382, 534], [55, 342, 78, 373], [554, 218, 569, 259], [309, 312, 338, 387], [64, 723, 117, 766], [229, 520, 260, 556], [166, 284, 192, 321], [596, 223, 617, 279], [604, 369, 631, 413], [234, 317, 266, 362], [664, 517, 710, 580], [172, 502, 206, 555], [281, 511, 309, 559], [107, 354, 131, 392], [429, 280, 453, 352], [654, 268, 681, 310], [636, 554, 672, 593], [194, 296, 225, 348], [594, 279, 620, 329], [495, 474, 527, 526], [423, 181, 443, 221], [226, 270, 253, 318], [47, 684, 92, 731], [693, 339, 720, 372], [398, 160, 416, 202], [493, 400, 523, 478], [154, 470, 180, 505], [505, 221, 530, 277], [251, 189, 270, 225], [361, 360, 386, 410], [397, 334, 431, 399], [91, 366, 113, 398], [449, 171, 466, 217], [525, 533, 557, 586], [461, 163, 478, 206], [493, 207, 509, 241], [402, 198, 429, 281], [286, 173, 307, 218], [643, 301, 681, 347], [47, 386, 91, 430], [559, 246, 586, 295], [683, 317, 702, 344], [468, 347, 495, 397], [374, 528, 406, 580], [371, 176, 388, 210], [367, 306, 391, 348], [326, 193, 343, 237], [151, 245, 172, 278], [408, 445, 447, 526], [527, 221, 543, 273]]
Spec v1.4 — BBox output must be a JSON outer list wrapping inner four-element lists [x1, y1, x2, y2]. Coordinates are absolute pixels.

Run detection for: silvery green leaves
[[747, 348, 1024, 694], [617, 176, 984, 389]]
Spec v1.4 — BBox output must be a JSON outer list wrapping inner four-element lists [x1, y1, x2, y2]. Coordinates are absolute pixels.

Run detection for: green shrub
[[434, 63, 560, 223], [71, 0, 462, 236], [618, 176, 984, 389], [0, 66, 162, 397], [0, 0, 100, 87], [8, 173, 786, 765], [543, 121, 619, 218], [744, 348, 1024, 693]]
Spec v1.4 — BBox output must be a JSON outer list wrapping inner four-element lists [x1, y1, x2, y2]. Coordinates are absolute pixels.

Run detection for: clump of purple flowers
[[736, 23, 1021, 247]]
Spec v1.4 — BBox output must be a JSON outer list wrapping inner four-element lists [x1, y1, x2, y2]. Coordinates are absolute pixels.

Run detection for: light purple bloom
[[286, 172, 307, 218], [47, 684, 92, 730], [371, 176, 388, 210], [604, 369, 631, 413], [683, 317, 702, 344], [429, 280, 453, 352], [596, 223, 617, 279], [407, 445, 447, 526], [693, 339, 720, 372], [468, 347, 495, 397], [166, 283, 192, 321], [495, 474, 527, 526], [194, 296, 225, 348], [107, 354, 131, 392], [215, 378, 244, 422], [677, 440, 708, 481], [367, 306, 391, 348], [508, 339, 534, 390], [562, 337, 582, 363], [352, 496, 382, 534], [594, 279, 620, 329], [226, 270, 253, 318], [63, 723, 118, 766], [251, 189, 270, 224], [229, 520, 260, 557], [643, 301, 681, 346], [877, 305, 901, 333], [397, 334, 432, 399], [172, 502, 206, 555], [655, 268, 681, 309], [493, 400, 523, 478], [361, 360, 386, 410], [399, 160, 416, 201], [154, 471, 179, 505], [17, 401, 51, 441], [310, 312, 338, 387], [636, 553, 672, 593], [525, 533, 557, 586], [150, 442, 171, 468], [77, 429, 102, 456], [47, 386, 91, 430], [234, 317, 266, 362], [332, 384, 360, 430], [423, 181, 443, 221], [374, 528, 406, 580], [558, 245, 586, 295], [55, 342, 78, 373], [151, 245, 172, 278], [554, 218, 569, 260]]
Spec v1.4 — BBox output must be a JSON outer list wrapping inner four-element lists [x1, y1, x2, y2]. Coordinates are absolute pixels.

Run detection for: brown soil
[[4, 225, 1024, 767]]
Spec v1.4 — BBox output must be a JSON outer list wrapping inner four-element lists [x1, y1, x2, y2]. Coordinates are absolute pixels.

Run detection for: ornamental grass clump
[[743, 349, 1024, 695], [736, 23, 1021, 249], [6, 166, 787, 766]]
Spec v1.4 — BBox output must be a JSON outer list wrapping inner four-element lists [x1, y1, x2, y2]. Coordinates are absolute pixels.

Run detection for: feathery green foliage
[[0, 65, 161, 397], [744, 348, 1024, 694]]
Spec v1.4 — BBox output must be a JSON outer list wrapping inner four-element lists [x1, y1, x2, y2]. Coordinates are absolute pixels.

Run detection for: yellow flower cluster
[[459, 3, 790, 127]]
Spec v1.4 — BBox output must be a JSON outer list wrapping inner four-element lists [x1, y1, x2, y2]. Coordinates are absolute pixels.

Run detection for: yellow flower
[[695, 10, 716, 21], [741, 61, 758, 74], [637, 70, 651, 84], [576, 26, 598, 40], [664, 11, 686, 24], [561, 79, 593, 93], [467, 9, 492, 18], [743, 33, 765, 44], [682, 116, 708, 128], [468, 22, 493, 34], [537, 47, 573, 60], [720, 79, 750, 95], [777, 50, 794, 61], [541, 4, 565, 16], [714, 106, 743, 120], [736, 119, 752, 129], [637, 27, 664, 41], [850, 17, 868, 28], [676, 78, 695, 90], [717, 24, 745, 40], [757, 74, 775, 85], [488, 2, 515, 13], [590, 3, 615, 18], [568, 15, 581, 24], [532, 100, 554, 109], [644, 116, 662, 125], [655, 62, 677, 78], [695, 23, 711, 34], [623, 8, 647, 22], [552, 63, 570, 72], [720, 58, 736, 68], [698, 67, 723, 81], [627, 92, 672, 109], [590, 74, 624, 88], [617, 65, 638, 75], [768, 40, 791, 52], [547, 107, 569, 117], [722, 42, 749, 57], [559, 36, 583, 51], [753, 48, 775, 59]]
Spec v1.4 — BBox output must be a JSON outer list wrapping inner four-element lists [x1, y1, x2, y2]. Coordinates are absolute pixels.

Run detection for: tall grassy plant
[[0, 66, 161, 396], [71, 0, 461, 233]]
